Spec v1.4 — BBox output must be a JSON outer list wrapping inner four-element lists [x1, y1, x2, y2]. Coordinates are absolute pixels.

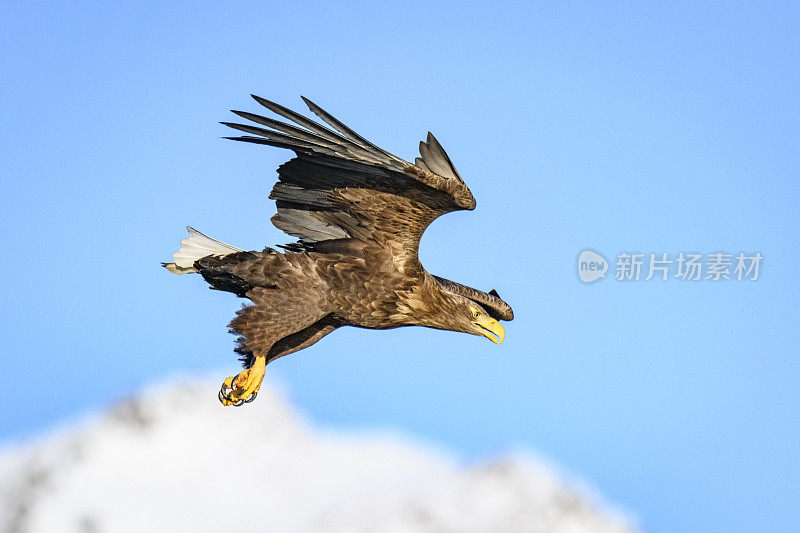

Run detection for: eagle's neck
[[394, 273, 470, 333]]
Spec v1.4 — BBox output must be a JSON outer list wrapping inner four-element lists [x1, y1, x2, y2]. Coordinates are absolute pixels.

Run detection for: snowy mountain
[[0, 378, 638, 533]]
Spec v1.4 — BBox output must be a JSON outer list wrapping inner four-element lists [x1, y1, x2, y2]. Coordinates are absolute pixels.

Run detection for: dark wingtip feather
[[222, 136, 261, 143], [230, 110, 252, 120], [220, 122, 267, 137], [251, 94, 277, 109], [300, 96, 320, 113], [489, 289, 500, 297], [300, 96, 329, 114]]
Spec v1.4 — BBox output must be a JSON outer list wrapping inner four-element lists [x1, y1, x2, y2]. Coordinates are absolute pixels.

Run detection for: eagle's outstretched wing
[[222, 95, 475, 273]]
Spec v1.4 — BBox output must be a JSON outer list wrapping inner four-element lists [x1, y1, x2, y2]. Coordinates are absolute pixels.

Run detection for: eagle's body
[[164, 96, 514, 406]]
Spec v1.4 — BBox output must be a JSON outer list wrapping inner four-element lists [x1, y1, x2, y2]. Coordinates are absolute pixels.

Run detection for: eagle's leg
[[218, 294, 336, 406]]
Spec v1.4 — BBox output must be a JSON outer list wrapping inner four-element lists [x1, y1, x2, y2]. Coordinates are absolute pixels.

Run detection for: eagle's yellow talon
[[218, 357, 266, 407]]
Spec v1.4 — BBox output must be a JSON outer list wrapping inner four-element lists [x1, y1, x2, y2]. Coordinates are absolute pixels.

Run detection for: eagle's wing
[[222, 95, 476, 272]]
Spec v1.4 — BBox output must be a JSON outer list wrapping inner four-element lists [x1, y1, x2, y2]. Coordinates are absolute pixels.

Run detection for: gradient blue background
[[2, 2, 798, 532]]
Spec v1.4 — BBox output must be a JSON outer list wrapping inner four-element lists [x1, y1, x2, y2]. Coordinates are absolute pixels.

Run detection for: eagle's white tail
[[163, 226, 243, 274]]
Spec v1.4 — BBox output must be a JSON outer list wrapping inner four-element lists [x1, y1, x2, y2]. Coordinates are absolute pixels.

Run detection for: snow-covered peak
[[0, 378, 637, 533]]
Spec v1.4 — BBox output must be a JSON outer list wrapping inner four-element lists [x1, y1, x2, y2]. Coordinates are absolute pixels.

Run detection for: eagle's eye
[[471, 307, 480, 319]]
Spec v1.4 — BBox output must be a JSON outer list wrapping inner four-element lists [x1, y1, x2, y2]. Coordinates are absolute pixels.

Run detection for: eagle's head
[[466, 303, 506, 344], [408, 276, 511, 344], [436, 297, 506, 344]]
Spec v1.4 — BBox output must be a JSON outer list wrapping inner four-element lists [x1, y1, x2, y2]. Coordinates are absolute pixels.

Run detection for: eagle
[[163, 95, 514, 406]]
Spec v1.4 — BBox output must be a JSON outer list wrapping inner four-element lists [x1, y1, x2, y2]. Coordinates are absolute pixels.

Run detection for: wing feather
[[422, 132, 463, 181], [223, 96, 477, 270], [229, 110, 386, 163], [418, 140, 452, 178], [221, 122, 336, 153], [300, 96, 409, 169]]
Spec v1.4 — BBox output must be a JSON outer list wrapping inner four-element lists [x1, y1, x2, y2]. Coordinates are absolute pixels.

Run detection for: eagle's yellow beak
[[473, 314, 505, 345]]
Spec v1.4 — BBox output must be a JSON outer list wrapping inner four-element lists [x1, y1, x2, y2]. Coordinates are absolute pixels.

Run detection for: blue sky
[[1, 2, 798, 532]]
